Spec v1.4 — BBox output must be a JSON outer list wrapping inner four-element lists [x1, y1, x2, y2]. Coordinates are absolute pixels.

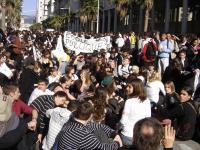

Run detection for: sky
[[22, 0, 37, 16]]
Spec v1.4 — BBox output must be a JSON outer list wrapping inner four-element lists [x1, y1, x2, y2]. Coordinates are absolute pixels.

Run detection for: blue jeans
[[59, 61, 68, 75], [120, 134, 133, 146]]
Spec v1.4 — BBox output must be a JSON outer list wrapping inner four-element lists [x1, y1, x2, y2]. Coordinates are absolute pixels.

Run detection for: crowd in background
[[0, 28, 200, 150]]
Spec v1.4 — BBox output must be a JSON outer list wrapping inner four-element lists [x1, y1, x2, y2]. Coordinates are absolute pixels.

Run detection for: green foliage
[[109, 0, 153, 18], [42, 13, 71, 31], [29, 23, 42, 30], [5, 0, 23, 28], [79, 0, 98, 23]]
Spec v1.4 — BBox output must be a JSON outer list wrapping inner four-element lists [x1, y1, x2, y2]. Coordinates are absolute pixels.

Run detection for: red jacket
[[12, 99, 33, 116], [142, 40, 158, 62]]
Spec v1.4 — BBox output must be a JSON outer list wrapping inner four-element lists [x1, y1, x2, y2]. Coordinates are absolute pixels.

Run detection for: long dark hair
[[92, 87, 108, 122], [127, 79, 147, 102]]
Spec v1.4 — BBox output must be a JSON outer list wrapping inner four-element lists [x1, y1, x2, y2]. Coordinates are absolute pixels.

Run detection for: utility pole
[[96, 0, 99, 33]]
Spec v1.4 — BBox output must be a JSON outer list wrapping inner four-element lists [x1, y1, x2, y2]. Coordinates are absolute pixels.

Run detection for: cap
[[101, 76, 113, 86]]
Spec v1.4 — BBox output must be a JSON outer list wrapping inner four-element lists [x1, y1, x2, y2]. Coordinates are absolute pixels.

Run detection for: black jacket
[[160, 101, 197, 141]]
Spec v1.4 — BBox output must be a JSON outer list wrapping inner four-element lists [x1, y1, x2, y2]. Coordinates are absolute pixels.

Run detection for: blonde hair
[[165, 81, 175, 93], [148, 71, 161, 82], [80, 69, 91, 85]]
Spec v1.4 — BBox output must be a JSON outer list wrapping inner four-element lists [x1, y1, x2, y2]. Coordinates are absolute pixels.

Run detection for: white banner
[[52, 35, 69, 61], [33, 46, 42, 61], [63, 31, 111, 54]]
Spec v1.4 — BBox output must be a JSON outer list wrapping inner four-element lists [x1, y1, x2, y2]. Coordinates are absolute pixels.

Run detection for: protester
[[158, 33, 173, 74], [28, 79, 54, 105], [28, 91, 68, 144], [57, 101, 123, 150], [146, 71, 166, 104], [120, 79, 151, 146], [0, 28, 199, 150], [159, 86, 197, 140], [0, 91, 28, 149], [3, 84, 33, 116]]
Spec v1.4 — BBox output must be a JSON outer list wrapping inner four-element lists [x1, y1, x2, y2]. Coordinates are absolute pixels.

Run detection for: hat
[[0, 95, 12, 122], [101, 76, 113, 86]]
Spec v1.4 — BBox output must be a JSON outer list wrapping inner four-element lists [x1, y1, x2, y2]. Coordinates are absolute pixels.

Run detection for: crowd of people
[[0, 28, 200, 150]]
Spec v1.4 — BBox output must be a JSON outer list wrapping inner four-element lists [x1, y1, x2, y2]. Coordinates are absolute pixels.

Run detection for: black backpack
[[187, 101, 200, 143], [146, 41, 156, 60]]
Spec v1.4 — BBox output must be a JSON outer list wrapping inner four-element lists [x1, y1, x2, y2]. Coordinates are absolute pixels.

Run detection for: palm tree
[[49, 15, 63, 31], [109, 0, 154, 32], [79, 0, 98, 32], [0, 0, 22, 29], [143, 0, 153, 32], [0, 0, 6, 31], [7, 0, 22, 28]]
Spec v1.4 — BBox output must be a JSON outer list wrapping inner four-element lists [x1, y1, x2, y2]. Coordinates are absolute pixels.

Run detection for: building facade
[[47, 0, 200, 34], [36, 0, 51, 23], [47, 0, 55, 18]]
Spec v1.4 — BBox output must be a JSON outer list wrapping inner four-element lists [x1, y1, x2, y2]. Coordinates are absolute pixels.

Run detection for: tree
[[7, 0, 23, 28], [109, 0, 154, 32], [49, 15, 63, 31], [29, 23, 42, 31], [79, 0, 98, 32], [42, 14, 70, 31], [0, 0, 22, 29], [0, 0, 6, 31]]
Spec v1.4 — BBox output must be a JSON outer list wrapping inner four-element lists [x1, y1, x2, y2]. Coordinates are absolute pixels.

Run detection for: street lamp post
[[96, 0, 99, 33]]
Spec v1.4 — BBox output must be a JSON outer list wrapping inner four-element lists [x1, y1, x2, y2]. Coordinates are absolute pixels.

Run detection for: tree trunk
[[91, 21, 94, 32], [144, 8, 149, 32], [102, 9, 105, 33], [139, 5, 143, 34], [1, 0, 6, 31], [114, 9, 117, 33], [151, 3, 155, 31], [129, 4, 133, 31], [107, 10, 111, 32]]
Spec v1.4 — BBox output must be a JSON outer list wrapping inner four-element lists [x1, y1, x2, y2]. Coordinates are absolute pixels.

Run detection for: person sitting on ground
[[119, 117, 175, 150], [48, 67, 60, 84], [159, 86, 197, 141], [57, 101, 123, 150], [163, 81, 179, 110], [28, 91, 68, 144], [42, 101, 78, 150], [0, 92, 28, 149], [28, 79, 54, 105], [3, 84, 33, 117]]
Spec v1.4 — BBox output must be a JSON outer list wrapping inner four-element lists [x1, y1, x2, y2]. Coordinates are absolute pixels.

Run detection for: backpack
[[186, 101, 200, 143], [145, 41, 157, 60]]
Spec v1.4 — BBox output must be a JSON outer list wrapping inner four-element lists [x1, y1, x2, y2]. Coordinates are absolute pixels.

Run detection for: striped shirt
[[57, 120, 119, 150], [30, 95, 55, 134]]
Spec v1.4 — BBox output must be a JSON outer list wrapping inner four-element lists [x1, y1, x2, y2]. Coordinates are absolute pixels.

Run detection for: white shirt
[[48, 75, 60, 84], [0, 63, 13, 79], [118, 65, 132, 77], [28, 88, 54, 105], [116, 37, 125, 48], [120, 97, 151, 138], [42, 107, 71, 150], [146, 80, 166, 103]]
